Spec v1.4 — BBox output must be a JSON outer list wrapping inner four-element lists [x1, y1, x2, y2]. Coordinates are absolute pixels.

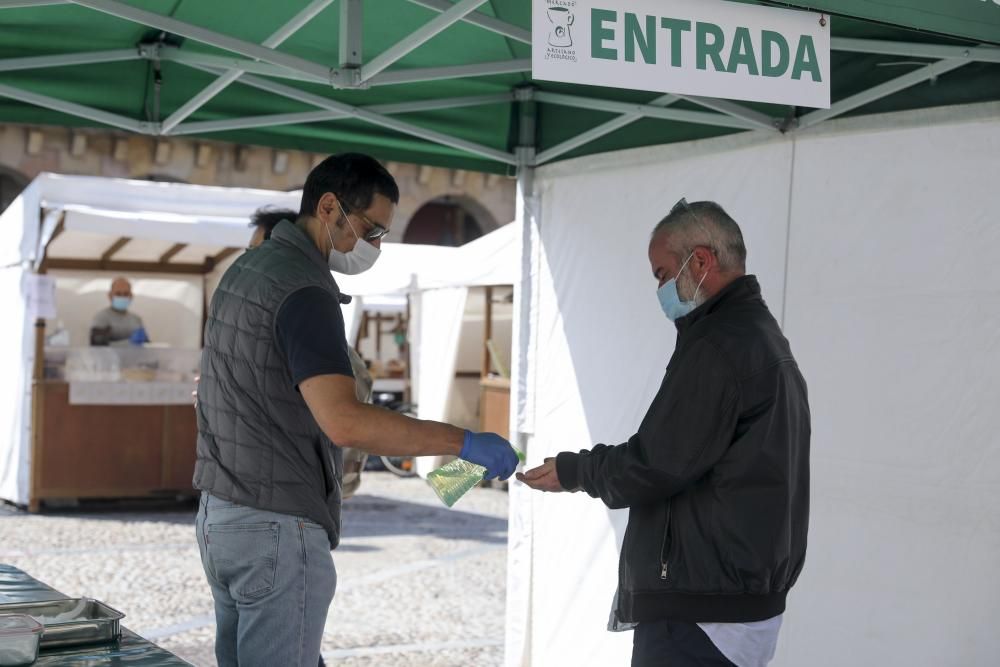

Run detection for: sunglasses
[[338, 197, 390, 242]]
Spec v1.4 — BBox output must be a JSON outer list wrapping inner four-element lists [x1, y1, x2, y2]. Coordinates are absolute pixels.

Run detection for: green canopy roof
[[0, 0, 997, 174]]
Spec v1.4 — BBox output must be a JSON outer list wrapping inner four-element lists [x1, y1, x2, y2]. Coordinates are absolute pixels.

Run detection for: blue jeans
[[195, 493, 336, 667]]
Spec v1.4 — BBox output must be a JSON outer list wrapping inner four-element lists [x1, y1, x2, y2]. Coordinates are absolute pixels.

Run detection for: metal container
[[0, 613, 43, 666], [0, 598, 123, 649]]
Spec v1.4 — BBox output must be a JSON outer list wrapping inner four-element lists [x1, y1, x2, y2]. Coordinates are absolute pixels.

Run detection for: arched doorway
[[402, 195, 496, 247], [0, 166, 29, 213]]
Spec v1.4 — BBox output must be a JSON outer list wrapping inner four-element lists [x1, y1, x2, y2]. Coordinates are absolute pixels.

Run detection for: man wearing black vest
[[194, 153, 520, 667]]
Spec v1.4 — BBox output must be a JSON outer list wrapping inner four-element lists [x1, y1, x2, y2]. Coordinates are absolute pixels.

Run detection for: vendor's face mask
[[327, 202, 381, 275], [657, 252, 706, 322], [111, 296, 131, 312]]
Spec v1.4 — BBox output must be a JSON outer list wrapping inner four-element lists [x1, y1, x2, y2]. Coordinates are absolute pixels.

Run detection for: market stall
[[0, 173, 299, 510], [0, 2, 996, 666]]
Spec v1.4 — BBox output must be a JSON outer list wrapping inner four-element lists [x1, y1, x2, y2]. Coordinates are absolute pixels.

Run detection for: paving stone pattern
[[0, 473, 510, 666]]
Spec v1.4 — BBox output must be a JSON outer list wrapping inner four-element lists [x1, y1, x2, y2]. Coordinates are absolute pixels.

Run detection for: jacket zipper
[[659, 502, 672, 580]]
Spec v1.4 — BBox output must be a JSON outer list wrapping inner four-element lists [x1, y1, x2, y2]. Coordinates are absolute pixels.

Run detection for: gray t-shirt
[[91, 307, 144, 342]]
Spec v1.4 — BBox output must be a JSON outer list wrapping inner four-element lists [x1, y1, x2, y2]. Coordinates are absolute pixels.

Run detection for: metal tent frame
[[0, 0, 996, 170]]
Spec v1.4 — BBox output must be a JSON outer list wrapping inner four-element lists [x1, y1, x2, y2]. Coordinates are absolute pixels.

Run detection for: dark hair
[[299, 152, 400, 218], [249, 206, 297, 241]]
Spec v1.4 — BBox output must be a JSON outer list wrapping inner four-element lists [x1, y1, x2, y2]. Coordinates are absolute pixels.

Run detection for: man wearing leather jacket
[[519, 199, 810, 667]]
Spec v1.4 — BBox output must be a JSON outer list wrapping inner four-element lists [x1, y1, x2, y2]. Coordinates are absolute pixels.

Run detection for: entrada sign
[[532, 0, 831, 108]]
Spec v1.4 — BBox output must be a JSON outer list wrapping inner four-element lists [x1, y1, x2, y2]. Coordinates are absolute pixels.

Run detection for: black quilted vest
[[194, 220, 344, 547]]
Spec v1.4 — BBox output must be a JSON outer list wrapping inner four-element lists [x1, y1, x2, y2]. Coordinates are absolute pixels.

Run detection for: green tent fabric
[[0, 0, 996, 174], [765, 1, 1000, 46]]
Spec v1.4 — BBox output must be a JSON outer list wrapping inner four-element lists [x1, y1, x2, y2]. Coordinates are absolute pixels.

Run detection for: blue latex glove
[[129, 327, 149, 345], [460, 430, 520, 481]]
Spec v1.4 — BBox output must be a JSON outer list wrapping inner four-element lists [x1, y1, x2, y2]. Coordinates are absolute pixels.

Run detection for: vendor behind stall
[[89, 276, 149, 345]]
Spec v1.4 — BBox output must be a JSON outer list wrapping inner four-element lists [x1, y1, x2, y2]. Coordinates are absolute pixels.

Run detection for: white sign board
[[23, 273, 57, 320], [532, 0, 830, 108], [69, 381, 195, 405]]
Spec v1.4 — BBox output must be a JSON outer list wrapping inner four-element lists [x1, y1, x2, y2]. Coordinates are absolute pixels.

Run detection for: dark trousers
[[632, 619, 736, 667]]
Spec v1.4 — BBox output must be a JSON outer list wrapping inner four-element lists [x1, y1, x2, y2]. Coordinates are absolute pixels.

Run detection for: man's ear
[[694, 246, 715, 272], [317, 192, 341, 222]]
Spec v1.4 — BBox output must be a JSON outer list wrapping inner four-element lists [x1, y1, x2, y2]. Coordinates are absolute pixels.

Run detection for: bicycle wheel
[[380, 455, 417, 477]]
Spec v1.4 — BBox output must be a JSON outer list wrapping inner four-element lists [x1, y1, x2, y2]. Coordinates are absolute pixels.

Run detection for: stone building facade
[[0, 124, 516, 242]]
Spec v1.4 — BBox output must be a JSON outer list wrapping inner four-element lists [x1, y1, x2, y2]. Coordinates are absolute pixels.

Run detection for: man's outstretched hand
[[516, 458, 566, 493], [460, 431, 521, 481]]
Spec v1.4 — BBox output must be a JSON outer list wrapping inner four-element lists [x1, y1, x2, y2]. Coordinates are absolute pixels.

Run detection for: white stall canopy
[[5, 173, 300, 273]]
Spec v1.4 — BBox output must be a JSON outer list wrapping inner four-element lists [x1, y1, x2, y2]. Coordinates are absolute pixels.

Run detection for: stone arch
[[0, 164, 29, 213], [399, 194, 499, 247]]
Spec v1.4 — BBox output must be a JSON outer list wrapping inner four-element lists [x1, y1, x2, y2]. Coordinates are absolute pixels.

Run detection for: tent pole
[[159, 0, 334, 134], [156, 49, 531, 87], [170, 93, 514, 135], [505, 90, 538, 667], [369, 59, 531, 86], [534, 94, 680, 165], [482, 286, 493, 378], [0, 0, 67, 7], [67, 0, 333, 83], [360, 0, 488, 82], [533, 91, 766, 131], [154, 48, 327, 85], [798, 58, 971, 129], [170, 110, 352, 136], [0, 81, 155, 133], [832, 37, 1000, 64], [28, 313, 45, 512], [339, 0, 363, 69], [185, 65, 519, 165], [371, 93, 515, 115], [404, 0, 531, 44], [0, 49, 138, 72], [674, 95, 779, 131]]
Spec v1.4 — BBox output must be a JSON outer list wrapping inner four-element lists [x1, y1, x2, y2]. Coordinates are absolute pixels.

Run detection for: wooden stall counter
[[30, 380, 197, 511], [479, 376, 511, 440]]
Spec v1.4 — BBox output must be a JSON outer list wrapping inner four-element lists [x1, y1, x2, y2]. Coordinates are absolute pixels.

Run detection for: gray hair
[[652, 199, 747, 272]]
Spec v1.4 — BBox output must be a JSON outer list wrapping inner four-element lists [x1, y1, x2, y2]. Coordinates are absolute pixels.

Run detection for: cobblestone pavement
[[0, 473, 510, 666]]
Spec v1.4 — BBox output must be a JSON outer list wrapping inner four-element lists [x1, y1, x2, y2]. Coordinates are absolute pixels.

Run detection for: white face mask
[[326, 203, 381, 275]]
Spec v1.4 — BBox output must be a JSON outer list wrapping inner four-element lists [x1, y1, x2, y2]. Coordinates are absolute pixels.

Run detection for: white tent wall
[[0, 268, 35, 505], [774, 108, 1000, 667], [49, 270, 204, 349], [0, 182, 43, 505], [412, 286, 469, 474], [513, 133, 795, 667], [0, 179, 41, 268], [511, 103, 1000, 667]]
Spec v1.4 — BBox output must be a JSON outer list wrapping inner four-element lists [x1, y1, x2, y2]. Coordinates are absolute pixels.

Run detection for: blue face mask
[[111, 296, 131, 312], [657, 252, 706, 322]]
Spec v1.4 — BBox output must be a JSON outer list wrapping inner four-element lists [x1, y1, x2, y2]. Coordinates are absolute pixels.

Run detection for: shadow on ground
[[0, 493, 508, 546]]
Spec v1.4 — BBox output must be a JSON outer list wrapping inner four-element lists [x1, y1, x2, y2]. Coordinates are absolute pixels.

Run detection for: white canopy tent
[[505, 102, 1000, 666], [0, 174, 519, 505], [0, 174, 303, 506]]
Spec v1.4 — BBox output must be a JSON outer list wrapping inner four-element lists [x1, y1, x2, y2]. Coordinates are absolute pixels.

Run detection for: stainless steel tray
[[0, 598, 124, 648]]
